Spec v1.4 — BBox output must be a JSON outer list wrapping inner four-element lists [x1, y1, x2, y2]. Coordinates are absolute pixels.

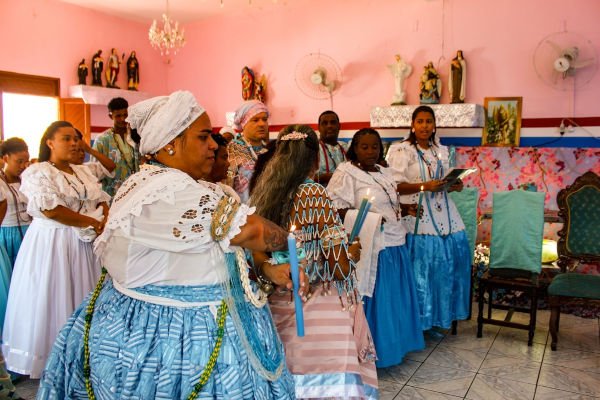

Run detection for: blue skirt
[[363, 245, 425, 368], [0, 243, 12, 329], [0, 225, 28, 267], [37, 280, 295, 400], [406, 230, 471, 331]]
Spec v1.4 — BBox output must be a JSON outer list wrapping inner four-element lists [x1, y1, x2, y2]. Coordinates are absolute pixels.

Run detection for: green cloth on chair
[[449, 188, 479, 264], [489, 190, 545, 275], [548, 273, 600, 299], [565, 185, 600, 255]]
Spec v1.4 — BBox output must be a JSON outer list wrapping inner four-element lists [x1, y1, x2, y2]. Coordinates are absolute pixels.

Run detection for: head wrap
[[126, 90, 205, 155], [219, 126, 236, 136], [233, 100, 269, 131]]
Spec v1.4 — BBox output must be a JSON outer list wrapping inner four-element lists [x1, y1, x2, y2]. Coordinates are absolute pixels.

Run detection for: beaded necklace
[[414, 146, 452, 236], [319, 141, 347, 173], [49, 162, 88, 211], [238, 135, 265, 161], [354, 163, 400, 221], [0, 170, 30, 236]]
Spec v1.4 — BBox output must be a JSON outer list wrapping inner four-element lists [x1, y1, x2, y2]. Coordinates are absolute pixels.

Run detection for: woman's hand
[[425, 179, 447, 192], [348, 238, 362, 263], [79, 139, 92, 154], [447, 179, 464, 193], [401, 203, 423, 218], [261, 261, 310, 300]]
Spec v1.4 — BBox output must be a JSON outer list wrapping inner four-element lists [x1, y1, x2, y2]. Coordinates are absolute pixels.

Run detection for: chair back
[[556, 171, 600, 271], [449, 187, 479, 264], [489, 190, 545, 276]]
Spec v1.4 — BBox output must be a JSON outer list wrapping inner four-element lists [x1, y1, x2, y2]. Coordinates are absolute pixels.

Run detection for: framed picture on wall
[[482, 97, 522, 147]]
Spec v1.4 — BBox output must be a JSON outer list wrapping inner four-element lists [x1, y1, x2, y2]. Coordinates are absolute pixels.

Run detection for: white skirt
[[2, 218, 101, 378]]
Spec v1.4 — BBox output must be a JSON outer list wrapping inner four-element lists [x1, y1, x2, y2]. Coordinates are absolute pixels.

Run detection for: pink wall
[[168, 0, 600, 126], [0, 0, 169, 99]]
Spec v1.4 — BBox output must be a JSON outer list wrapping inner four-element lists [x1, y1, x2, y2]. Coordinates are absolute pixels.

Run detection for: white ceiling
[[59, 0, 298, 24]]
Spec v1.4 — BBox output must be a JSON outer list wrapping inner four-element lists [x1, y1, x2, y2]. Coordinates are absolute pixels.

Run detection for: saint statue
[[91, 50, 103, 86], [254, 74, 267, 103], [77, 58, 88, 85], [127, 51, 140, 91], [105, 48, 122, 88], [241, 66, 255, 100], [449, 50, 466, 103], [387, 54, 412, 105], [419, 62, 441, 104]]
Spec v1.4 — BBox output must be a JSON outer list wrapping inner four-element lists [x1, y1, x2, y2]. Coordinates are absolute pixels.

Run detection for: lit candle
[[355, 196, 375, 238], [288, 225, 305, 337], [349, 189, 370, 242]]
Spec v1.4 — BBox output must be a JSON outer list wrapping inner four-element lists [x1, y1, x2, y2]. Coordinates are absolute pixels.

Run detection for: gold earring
[[167, 148, 175, 156]]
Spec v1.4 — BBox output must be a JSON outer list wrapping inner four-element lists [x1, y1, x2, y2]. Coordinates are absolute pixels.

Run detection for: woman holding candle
[[250, 124, 378, 400], [386, 105, 471, 331], [37, 91, 300, 399], [328, 128, 424, 367]]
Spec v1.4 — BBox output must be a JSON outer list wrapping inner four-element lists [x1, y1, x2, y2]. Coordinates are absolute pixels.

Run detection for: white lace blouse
[[327, 162, 407, 247], [95, 165, 253, 289], [0, 181, 30, 227], [20, 162, 110, 221], [386, 141, 465, 235]]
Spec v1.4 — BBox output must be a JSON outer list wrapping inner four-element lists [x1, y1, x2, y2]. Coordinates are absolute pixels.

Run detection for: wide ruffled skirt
[[406, 230, 471, 330], [0, 244, 12, 329], [2, 219, 100, 378], [363, 245, 425, 368], [37, 280, 295, 400], [269, 286, 378, 400], [0, 225, 29, 267]]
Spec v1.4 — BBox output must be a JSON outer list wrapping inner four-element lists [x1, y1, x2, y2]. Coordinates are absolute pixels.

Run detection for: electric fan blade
[[572, 58, 595, 69], [545, 40, 562, 55]]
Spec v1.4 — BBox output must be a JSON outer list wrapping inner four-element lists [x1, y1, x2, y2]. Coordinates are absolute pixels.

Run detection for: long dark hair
[[0, 137, 28, 157], [249, 140, 277, 196], [38, 121, 73, 162], [249, 124, 319, 227], [405, 105, 437, 147], [346, 128, 384, 163]]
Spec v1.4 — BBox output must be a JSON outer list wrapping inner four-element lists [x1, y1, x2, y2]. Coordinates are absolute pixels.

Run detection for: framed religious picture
[[482, 97, 522, 147]]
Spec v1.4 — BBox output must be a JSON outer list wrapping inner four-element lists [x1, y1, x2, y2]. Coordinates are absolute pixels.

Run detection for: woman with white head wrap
[[38, 91, 302, 399], [227, 100, 270, 203]]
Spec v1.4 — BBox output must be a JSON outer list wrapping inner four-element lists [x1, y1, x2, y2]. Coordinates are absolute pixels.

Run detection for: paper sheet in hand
[[443, 167, 476, 186]]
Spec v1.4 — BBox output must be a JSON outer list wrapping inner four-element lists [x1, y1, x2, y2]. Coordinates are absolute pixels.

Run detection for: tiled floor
[[379, 309, 600, 400], [14, 308, 600, 399]]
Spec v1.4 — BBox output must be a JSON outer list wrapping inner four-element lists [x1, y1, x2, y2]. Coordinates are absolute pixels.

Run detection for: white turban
[[126, 90, 205, 155]]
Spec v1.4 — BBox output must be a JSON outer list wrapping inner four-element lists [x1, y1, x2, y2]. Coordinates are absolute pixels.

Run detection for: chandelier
[[148, 0, 185, 57]]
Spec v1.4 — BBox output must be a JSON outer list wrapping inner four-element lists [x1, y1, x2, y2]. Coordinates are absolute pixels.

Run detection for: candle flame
[[420, 185, 424, 191], [290, 224, 296, 232], [370, 196, 375, 201], [366, 188, 370, 195]]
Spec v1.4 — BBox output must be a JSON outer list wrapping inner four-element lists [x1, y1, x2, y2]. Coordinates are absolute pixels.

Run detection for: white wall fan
[[533, 31, 598, 91], [295, 52, 342, 107]]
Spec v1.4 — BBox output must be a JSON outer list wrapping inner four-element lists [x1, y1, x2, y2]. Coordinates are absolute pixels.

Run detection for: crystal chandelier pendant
[[148, 0, 185, 60]]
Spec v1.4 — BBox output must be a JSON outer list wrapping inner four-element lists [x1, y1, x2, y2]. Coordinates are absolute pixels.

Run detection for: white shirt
[[0, 181, 30, 227]]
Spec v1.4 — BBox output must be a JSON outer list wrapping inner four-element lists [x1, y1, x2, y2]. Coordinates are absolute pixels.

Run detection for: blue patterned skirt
[[0, 225, 28, 267], [363, 245, 425, 368], [406, 230, 471, 330], [37, 279, 295, 400], [0, 243, 12, 329]]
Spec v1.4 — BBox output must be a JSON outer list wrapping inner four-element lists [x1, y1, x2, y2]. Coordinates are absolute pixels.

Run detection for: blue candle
[[355, 198, 373, 237], [349, 189, 370, 242], [288, 226, 305, 337]]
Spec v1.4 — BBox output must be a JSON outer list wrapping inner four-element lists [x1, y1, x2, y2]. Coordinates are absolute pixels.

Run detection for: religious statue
[[419, 62, 441, 104], [105, 48, 122, 88], [127, 51, 140, 91], [449, 50, 466, 103], [387, 54, 412, 105], [77, 58, 88, 85], [254, 74, 267, 103], [241, 66, 255, 100], [91, 50, 103, 86]]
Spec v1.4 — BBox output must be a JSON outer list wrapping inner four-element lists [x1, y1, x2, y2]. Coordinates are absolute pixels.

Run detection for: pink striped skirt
[[269, 286, 378, 400]]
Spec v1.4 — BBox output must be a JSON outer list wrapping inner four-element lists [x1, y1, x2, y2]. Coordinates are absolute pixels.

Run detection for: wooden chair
[[477, 190, 545, 346], [449, 188, 479, 333], [548, 171, 600, 350]]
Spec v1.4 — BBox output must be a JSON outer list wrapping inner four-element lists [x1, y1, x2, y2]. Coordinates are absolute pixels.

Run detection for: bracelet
[[256, 260, 275, 294]]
